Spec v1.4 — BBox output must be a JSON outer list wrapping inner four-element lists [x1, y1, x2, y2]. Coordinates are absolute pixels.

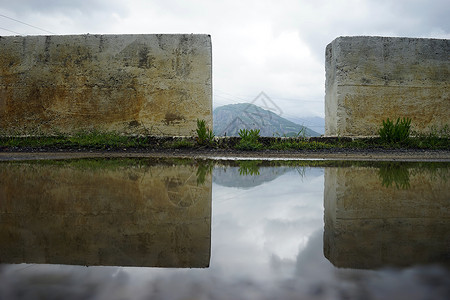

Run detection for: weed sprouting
[[236, 129, 263, 150], [273, 127, 308, 138], [196, 119, 215, 146], [0, 122, 448, 151], [378, 117, 411, 144], [410, 124, 450, 149]]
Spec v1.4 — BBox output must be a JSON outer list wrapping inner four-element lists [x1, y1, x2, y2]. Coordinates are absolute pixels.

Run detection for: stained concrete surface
[[325, 36, 450, 136], [0, 34, 212, 136]]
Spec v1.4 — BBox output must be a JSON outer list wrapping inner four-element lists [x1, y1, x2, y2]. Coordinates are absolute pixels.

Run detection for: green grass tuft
[[68, 130, 136, 148], [269, 139, 333, 150], [196, 119, 215, 146], [378, 117, 411, 145], [235, 129, 263, 151], [164, 139, 196, 149]]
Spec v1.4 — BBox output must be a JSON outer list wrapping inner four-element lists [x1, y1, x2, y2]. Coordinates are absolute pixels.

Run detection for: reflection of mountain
[[213, 166, 292, 189]]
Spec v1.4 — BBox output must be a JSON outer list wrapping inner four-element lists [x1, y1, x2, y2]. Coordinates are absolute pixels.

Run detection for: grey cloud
[[0, 0, 129, 16], [387, 0, 450, 31], [282, 0, 450, 61], [0, 0, 130, 35]]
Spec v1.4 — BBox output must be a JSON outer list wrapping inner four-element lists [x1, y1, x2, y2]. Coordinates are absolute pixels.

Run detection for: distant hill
[[213, 103, 320, 137], [285, 116, 325, 135]]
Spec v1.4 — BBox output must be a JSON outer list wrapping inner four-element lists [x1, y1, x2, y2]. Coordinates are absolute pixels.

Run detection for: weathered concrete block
[[0, 34, 212, 136], [324, 166, 450, 269], [325, 36, 450, 136]]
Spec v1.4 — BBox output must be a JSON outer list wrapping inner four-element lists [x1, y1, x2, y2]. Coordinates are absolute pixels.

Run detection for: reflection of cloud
[[270, 254, 296, 277], [295, 229, 335, 281], [3, 261, 450, 299], [0, 265, 129, 300], [293, 229, 450, 299], [264, 218, 318, 259], [2, 166, 450, 299], [211, 169, 325, 280]]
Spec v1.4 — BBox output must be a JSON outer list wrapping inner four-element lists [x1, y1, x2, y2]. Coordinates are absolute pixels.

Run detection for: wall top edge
[[0, 33, 212, 38], [327, 35, 449, 46]]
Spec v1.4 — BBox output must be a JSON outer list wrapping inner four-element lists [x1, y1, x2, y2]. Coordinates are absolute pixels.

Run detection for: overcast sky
[[1, 0, 449, 118]]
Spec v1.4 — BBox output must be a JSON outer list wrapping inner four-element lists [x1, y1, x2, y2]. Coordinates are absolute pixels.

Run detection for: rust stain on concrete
[[325, 36, 450, 136], [0, 34, 212, 136]]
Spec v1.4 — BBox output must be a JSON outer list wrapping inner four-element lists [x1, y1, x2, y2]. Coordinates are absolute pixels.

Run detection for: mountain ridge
[[213, 103, 320, 137]]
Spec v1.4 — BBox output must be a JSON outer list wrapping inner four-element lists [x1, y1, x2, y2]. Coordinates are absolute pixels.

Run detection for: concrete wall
[[325, 36, 449, 136], [324, 166, 450, 269], [0, 161, 211, 267], [0, 34, 212, 136]]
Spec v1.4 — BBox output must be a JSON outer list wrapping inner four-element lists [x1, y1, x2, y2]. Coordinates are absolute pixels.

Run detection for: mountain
[[213, 103, 320, 137], [285, 116, 325, 135]]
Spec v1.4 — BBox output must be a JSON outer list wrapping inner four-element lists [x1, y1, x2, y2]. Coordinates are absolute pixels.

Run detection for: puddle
[[0, 159, 449, 299], [0, 159, 211, 268]]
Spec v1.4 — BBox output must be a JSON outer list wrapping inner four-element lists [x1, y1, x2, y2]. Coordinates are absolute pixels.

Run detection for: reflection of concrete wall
[[324, 167, 450, 269], [0, 161, 211, 267], [0, 34, 212, 136], [325, 36, 450, 136]]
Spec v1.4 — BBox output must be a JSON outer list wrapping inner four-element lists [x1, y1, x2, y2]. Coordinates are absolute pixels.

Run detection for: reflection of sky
[[211, 167, 325, 280], [1, 166, 450, 299]]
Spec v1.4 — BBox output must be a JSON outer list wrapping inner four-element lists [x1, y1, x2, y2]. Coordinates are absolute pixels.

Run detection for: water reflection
[[324, 163, 450, 269], [213, 161, 299, 189], [212, 165, 324, 280], [0, 159, 449, 299], [0, 159, 212, 268], [378, 162, 411, 189]]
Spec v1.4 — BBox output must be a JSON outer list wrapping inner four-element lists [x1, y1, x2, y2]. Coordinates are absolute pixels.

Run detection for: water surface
[[0, 159, 449, 299]]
